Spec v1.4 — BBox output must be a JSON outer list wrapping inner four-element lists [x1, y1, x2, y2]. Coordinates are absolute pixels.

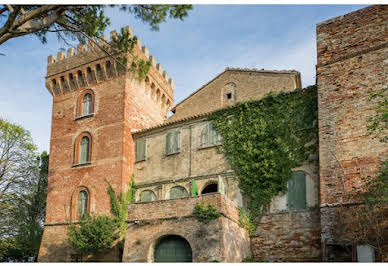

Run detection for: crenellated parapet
[[45, 25, 174, 111]]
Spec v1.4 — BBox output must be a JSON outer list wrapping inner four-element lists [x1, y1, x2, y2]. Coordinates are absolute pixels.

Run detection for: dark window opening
[[201, 183, 218, 194], [326, 244, 354, 262], [227, 93, 232, 99]]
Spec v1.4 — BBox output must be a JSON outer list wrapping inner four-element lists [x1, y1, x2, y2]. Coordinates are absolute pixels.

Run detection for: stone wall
[[316, 4, 388, 260], [123, 193, 250, 262], [168, 68, 301, 122], [133, 117, 230, 184]]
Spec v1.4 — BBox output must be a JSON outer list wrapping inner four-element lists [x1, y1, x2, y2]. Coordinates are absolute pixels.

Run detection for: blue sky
[[0, 4, 367, 152]]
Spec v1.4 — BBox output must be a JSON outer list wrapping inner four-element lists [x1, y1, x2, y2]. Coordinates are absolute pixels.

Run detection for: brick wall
[[38, 27, 173, 261], [251, 209, 321, 262], [316, 3, 388, 254]]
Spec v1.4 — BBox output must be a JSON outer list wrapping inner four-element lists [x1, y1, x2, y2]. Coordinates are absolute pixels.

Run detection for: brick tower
[[38, 26, 174, 261]]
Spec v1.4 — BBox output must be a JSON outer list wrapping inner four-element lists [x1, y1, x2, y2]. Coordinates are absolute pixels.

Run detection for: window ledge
[[135, 159, 146, 164], [72, 162, 91, 168], [198, 143, 222, 150], [75, 113, 94, 120], [165, 151, 180, 157]]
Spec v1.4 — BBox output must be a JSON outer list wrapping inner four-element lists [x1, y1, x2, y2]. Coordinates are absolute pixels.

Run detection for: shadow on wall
[[38, 240, 122, 262]]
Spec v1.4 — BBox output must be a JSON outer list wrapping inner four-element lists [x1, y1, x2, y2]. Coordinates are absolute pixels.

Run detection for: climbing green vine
[[209, 86, 318, 220], [106, 174, 137, 236], [193, 202, 221, 223]]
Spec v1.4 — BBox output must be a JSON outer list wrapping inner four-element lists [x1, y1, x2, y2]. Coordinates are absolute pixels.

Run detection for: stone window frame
[[168, 185, 189, 199], [138, 189, 158, 203], [73, 132, 93, 167], [70, 186, 91, 221], [75, 88, 95, 120], [200, 181, 219, 195], [221, 82, 237, 106]]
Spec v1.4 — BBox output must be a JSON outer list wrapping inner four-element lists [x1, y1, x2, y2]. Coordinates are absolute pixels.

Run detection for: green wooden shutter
[[166, 132, 172, 154], [136, 139, 146, 161], [173, 131, 180, 153], [287, 171, 306, 210], [201, 125, 209, 147]]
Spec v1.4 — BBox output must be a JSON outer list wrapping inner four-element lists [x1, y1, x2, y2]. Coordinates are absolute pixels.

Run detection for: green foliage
[[193, 202, 221, 224], [119, 5, 193, 31], [0, 118, 48, 261], [1, 5, 192, 46], [209, 86, 318, 219], [238, 207, 255, 236], [68, 214, 119, 261], [106, 174, 137, 236], [364, 161, 388, 205], [367, 87, 388, 143]]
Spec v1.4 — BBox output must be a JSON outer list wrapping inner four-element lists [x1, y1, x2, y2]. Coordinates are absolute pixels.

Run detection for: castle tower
[[38, 26, 174, 262]]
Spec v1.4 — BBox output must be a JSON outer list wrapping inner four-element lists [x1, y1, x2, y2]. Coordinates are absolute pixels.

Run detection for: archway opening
[[201, 183, 218, 194], [154, 235, 192, 262]]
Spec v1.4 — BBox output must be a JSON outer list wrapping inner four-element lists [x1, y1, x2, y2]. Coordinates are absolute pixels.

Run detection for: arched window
[[82, 93, 92, 116], [139, 190, 157, 202], [76, 89, 95, 118], [169, 186, 188, 199], [77, 190, 88, 219], [201, 123, 221, 148], [79, 136, 90, 163], [287, 171, 307, 210], [201, 183, 218, 194]]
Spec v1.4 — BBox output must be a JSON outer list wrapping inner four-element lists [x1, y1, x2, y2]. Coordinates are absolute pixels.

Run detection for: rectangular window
[[136, 138, 146, 162], [166, 131, 180, 155], [287, 171, 307, 210]]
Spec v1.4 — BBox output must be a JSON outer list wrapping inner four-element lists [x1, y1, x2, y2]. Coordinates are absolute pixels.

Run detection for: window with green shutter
[[287, 171, 307, 210], [136, 138, 146, 162], [201, 123, 221, 148], [166, 131, 180, 155]]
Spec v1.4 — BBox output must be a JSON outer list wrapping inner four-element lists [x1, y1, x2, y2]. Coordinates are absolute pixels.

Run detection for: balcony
[[127, 192, 239, 223]]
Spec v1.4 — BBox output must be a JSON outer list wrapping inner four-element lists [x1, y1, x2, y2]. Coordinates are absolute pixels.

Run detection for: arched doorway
[[154, 235, 192, 262], [201, 183, 218, 194]]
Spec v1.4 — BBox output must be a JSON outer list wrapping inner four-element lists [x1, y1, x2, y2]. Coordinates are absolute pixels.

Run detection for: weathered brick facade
[[38, 26, 174, 261], [316, 4, 388, 260], [38, 5, 387, 262]]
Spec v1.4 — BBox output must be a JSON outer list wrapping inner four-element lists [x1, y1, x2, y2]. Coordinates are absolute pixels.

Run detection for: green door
[[154, 235, 192, 262]]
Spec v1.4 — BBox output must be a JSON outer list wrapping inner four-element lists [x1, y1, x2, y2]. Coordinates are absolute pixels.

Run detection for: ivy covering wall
[[209, 86, 318, 219]]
